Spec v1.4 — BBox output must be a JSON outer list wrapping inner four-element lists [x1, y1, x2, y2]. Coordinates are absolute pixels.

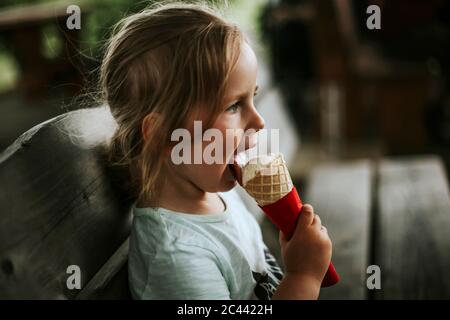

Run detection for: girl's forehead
[[223, 42, 258, 101]]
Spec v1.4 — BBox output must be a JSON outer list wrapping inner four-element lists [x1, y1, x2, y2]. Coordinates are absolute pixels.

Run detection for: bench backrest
[[0, 106, 133, 299]]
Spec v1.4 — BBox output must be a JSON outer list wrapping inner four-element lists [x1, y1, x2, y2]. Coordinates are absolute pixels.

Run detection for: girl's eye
[[226, 102, 240, 113]]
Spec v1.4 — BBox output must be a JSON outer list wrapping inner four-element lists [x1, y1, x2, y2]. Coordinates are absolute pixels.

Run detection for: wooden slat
[[305, 160, 373, 299], [76, 238, 131, 300], [0, 106, 133, 299], [375, 156, 450, 299]]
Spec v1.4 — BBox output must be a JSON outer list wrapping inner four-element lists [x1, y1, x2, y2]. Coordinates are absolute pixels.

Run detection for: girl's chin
[[219, 165, 238, 190]]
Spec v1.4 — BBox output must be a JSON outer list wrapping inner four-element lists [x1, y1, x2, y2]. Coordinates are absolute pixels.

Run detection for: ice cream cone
[[235, 152, 340, 287], [242, 153, 294, 206]]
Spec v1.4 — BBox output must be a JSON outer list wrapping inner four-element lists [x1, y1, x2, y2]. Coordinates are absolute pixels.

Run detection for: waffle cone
[[243, 155, 293, 206]]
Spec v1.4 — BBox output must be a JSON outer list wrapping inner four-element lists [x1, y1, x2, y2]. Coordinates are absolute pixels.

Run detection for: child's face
[[169, 42, 264, 193]]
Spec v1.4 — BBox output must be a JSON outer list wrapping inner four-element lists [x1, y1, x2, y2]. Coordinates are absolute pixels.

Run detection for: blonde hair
[[100, 2, 243, 204]]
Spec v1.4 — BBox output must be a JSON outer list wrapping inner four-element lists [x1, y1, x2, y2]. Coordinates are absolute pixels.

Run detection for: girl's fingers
[[299, 204, 314, 228], [303, 204, 314, 214], [312, 214, 322, 229]]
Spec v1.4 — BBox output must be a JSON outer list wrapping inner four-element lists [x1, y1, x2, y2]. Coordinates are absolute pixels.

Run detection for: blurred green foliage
[[78, 0, 153, 60], [0, 0, 163, 62], [0, 0, 153, 91]]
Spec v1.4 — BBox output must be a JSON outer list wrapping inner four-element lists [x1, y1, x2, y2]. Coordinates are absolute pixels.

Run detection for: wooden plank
[[0, 106, 133, 299], [305, 160, 373, 299], [375, 156, 450, 299], [76, 238, 131, 300]]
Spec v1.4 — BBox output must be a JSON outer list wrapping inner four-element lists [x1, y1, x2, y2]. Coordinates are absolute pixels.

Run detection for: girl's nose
[[247, 106, 265, 132]]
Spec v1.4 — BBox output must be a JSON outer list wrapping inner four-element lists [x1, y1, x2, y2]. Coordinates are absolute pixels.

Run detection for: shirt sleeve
[[140, 243, 231, 300]]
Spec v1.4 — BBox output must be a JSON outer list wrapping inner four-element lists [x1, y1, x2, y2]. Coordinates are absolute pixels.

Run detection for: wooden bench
[[0, 106, 133, 299], [305, 156, 450, 299]]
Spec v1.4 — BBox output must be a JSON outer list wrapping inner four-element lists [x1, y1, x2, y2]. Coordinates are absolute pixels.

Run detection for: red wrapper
[[260, 186, 340, 287]]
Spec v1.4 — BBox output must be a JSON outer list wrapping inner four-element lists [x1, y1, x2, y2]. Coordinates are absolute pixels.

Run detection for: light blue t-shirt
[[128, 188, 283, 300]]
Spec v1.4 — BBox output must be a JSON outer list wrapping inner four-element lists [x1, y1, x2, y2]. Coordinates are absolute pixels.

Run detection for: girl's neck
[[138, 168, 225, 215]]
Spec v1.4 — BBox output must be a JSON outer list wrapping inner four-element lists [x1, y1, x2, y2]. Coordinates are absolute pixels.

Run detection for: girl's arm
[[272, 273, 321, 300]]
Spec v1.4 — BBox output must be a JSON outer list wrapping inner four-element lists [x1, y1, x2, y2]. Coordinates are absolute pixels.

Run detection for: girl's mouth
[[228, 163, 237, 179]]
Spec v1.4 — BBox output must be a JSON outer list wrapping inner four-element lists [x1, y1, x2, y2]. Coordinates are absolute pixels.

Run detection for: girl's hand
[[279, 204, 332, 285]]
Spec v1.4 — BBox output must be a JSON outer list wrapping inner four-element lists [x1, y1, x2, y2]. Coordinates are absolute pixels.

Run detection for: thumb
[[297, 204, 315, 229]]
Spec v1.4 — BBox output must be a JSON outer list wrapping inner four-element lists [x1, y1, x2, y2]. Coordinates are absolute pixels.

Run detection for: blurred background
[[0, 0, 449, 299]]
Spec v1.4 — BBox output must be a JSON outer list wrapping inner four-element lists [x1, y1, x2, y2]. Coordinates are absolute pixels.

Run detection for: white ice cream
[[241, 153, 285, 187]]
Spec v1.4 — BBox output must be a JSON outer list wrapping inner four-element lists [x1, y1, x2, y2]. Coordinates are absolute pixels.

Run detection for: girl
[[101, 2, 332, 300]]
